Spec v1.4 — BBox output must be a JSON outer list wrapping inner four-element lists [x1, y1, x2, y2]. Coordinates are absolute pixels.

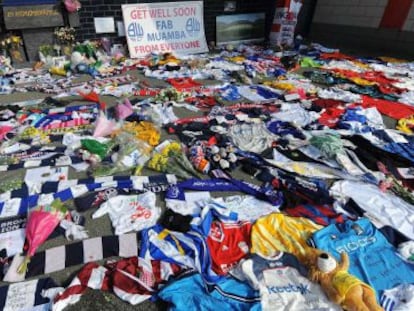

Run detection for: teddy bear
[[306, 249, 383, 311]]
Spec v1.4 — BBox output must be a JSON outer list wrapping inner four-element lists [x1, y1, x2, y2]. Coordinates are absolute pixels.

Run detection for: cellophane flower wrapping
[[18, 199, 68, 274], [148, 140, 202, 179], [91, 131, 153, 177]]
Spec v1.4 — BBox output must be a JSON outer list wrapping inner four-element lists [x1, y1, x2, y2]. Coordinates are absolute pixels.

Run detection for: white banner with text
[[122, 1, 208, 58]]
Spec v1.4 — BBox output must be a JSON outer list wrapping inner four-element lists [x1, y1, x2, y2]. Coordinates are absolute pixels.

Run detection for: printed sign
[[0, 215, 26, 257], [122, 1, 208, 58], [94, 17, 116, 34]]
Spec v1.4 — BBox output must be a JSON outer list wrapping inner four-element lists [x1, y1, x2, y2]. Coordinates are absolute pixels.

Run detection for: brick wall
[[309, 0, 414, 59], [313, 0, 388, 28], [77, 0, 275, 43], [403, 3, 414, 31], [295, 0, 317, 37]]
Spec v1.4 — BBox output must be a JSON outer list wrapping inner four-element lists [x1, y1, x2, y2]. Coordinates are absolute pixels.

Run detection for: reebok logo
[[267, 283, 310, 295]]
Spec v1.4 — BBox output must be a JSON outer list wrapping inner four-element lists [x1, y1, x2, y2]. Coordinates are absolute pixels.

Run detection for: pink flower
[[18, 199, 67, 274]]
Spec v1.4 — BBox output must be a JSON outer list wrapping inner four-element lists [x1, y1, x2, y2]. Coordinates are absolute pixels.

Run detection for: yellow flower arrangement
[[19, 127, 50, 144], [122, 121, 160, 146], [147, 140, 202, 180], [161, 141, 181, 156], [0, 34, 24, 62]]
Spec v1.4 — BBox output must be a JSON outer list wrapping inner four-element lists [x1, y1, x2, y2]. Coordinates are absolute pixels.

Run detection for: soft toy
[[306, 249, 383, 311], [0, 55, 13, 74], [70, 51, 85, 70], [49, 66, 70, 77], [157, 52, 180, 65]]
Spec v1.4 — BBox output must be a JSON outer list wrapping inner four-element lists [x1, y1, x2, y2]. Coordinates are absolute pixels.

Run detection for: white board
[[94, 17, 115, 34]]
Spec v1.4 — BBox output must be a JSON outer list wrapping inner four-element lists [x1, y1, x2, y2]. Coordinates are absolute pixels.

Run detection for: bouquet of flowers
[[38, 44, 56, 57], [54, 27, 76, 56], [74, 42, 98, 60], [0, 34, 24, 62], [90, 131, 153, 177], [54, 27, 76, 45], [377, 161, 414, 204], [79, 138, 116, 165], [148, 140, 202, 179], [18, 199, 68, 274], [154, 88, 189, 103], [122, 121, 161, 147]]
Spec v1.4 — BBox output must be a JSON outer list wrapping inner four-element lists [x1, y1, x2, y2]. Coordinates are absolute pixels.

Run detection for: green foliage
[[39, 44, 55, 57]]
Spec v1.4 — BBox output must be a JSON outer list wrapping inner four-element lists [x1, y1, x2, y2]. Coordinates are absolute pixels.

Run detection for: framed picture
[[224, 1, 237, 12], [52, 56, 66, 68], [216, 12, 266, 46]]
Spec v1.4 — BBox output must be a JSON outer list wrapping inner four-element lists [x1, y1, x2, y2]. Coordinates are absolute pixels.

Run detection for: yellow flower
[[159, 157, 168, 166], [22, 127, 39, 137], [168, 142, 181, 153], [228, 56, 245, 63], [11, 36, 21, 45], [123, 121, 160, 146], [148, 156, 160, 170], [161, 141, 182, 157]]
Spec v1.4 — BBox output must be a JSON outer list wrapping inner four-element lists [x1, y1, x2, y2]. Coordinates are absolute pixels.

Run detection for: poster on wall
[[122, 1, 208, 58], [270, 0, 302, 47], [216, 13, 265, 46], [94, 17, 116, 34]]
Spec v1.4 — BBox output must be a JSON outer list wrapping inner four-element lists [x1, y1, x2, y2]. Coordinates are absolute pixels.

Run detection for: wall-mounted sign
[[122, 1, 208, 58], [3, 4, 64, 30], [94, 17, 116, 34]]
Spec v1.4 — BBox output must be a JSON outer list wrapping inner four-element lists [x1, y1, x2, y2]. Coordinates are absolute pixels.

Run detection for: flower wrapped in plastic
[[93, 111, 118, 138], [147, 140, 202, 179], [79, 138, 116, 165], [122, 121, 160, 147], [91, 131, 153, 177], [18, 199, 68, 274], [154, 88, 189, 103], [54, 27, 76, 45], [378, 161, 414, 204]]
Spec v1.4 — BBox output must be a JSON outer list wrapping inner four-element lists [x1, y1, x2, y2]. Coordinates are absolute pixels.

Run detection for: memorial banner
[[122, 1, 208, 58]]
